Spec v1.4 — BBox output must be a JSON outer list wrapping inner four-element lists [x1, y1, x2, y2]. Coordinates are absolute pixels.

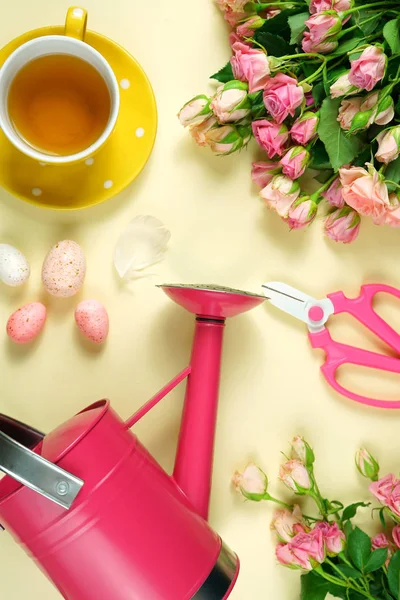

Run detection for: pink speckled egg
[[75, 300, 109, 344], [42, 240, 86, 298], [7, 302, 47, 344]]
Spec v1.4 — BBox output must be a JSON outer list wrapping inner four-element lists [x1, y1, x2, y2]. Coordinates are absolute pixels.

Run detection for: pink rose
[[231, 42, 270, 93], [358, 93, 394, 129], [369, 473, 398, 506], [372, 533, 389, 550], [385, 193, 400, 228], [190, 115, 218, 146], [236, 16, 264, 38], [310, 0, 351, 12], [337, 97, 362, 131], [304, 12, 342, 44], [276, 529, 325, 571], [280, 147, 310, 180], [276, 542, 313, 571], [340, 164, 389, 225], [287, 197, 318, 230], [279, 459, 312, 492], [210, 81, 251, 123], [232, 463, 268, 501], [388, 483, 400, 517], [393, 526, 400, 549], [263, 74, 304, 124], [330, 71, 360, 99], [291, 436, 315, 466], [349, 46, 387, 92], [178, 95, 211, 127], [216, 0, 250, 26], [322, 177, 345, 208], [263, 8, 281, 19], [252, 120, 289, 158], [290, 112, 319, 145], [271, 506, 305, 543], [302, 34, 338, 54], [251, 161, 281, 188], [260, 175, 300, 217], [376, 128, 400, 164], [290, 529, 326, 564], [305, 92, 314, 107], [324, 207, 361, 243], [314, 522, 346, 556], [206, 124, 250, 154]]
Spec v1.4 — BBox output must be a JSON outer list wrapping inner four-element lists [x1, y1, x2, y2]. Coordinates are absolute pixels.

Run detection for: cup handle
[[65, 6, 88, 41]]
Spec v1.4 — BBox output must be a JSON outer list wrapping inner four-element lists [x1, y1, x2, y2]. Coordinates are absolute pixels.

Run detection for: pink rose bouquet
[[233, 436, 400, 599], [179, 0, 400, 244]]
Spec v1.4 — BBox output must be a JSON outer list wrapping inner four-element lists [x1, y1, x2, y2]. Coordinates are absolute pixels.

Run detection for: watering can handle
[[0, 428, 84, 510]]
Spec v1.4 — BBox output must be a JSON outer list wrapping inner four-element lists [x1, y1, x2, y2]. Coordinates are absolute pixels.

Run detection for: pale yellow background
[[1, 1, 400, 599]]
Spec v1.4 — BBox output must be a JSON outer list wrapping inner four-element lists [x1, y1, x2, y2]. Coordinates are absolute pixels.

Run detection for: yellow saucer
[[0, 26, 157, 210]]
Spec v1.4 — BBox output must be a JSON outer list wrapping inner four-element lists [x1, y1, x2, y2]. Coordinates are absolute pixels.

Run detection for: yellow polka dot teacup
[[0, 7, 120, 165]]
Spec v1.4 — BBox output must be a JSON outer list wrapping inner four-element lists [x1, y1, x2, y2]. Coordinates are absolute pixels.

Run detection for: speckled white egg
[[7, 302, 47, 344], [0, 244, 30, 287], [42, 240, 86, 297], [75, 300, 109, 344]]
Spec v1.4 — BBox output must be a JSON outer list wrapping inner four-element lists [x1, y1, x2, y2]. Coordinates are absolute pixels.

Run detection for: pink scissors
[[262, 281, 400, 409]]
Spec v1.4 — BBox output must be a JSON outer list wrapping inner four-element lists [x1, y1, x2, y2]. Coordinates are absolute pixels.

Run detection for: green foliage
[[254, 32, 291, 57], [383, 19, 400, 55], [347, 527, 371, 571], [210, 61, 234, 83], [388, 551, 400, 599], [288, 12, 309, 45], [342, 502, 370, 522], [318, 98, 364, 171]]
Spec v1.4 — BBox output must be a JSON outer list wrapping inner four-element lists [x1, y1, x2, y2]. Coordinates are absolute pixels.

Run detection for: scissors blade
[[262, 281, 317, 324]]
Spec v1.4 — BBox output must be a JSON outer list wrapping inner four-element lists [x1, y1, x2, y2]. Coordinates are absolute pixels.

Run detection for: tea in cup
[[0, 7, 120, 164]]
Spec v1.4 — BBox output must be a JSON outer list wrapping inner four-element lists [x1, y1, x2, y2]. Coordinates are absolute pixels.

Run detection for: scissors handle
[[328, 284, 400, 354], [309, 329, 400, 409]]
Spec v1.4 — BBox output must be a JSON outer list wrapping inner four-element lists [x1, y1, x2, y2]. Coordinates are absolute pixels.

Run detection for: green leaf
[[300, 572, 330, 600], [288, 12, 309, 45], [344, 520, 353, 539], [318, 98, 364, 171], [386, 157, 400, 185], [335, 564, 362, 579], [210, 61, 234, 83], [348, 593, 366, 600], [352, 146, 372, 168], [342, 502, 370, 522], [315, 169, 334, 184], [364, 548, 389, 574], [380, 507, 387, 529], [310, 140, 331, 170], [348, 527, 372, 571], [255, 7, 304, 38], [253, 32, 291, 57], [356, 10, 382, 36], [330, 36, 363, 58], [312, 81, 326, 106], [388, 551, 400, 599], [383, 19, 400, 55]]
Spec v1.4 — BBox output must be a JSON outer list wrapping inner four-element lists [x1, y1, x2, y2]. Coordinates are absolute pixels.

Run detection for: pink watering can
[[0, 284, 264, 600]]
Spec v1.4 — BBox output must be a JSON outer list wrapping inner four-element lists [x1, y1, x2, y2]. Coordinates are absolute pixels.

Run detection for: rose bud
[[355, 448, 380, 481], [280, 146, 311, 180], [178, 94, 212, 127], [279, 459, 312, 494], [349, 45, 387, 92], [210, 80, 251, 123], [290, 112, 319, 145], [232, 463, 268, 501]]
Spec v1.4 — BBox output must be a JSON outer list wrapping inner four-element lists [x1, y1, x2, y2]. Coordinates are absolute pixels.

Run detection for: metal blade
[[262, 281, 316, 324]]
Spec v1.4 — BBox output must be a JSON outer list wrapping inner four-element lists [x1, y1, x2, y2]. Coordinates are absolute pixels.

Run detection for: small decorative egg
[[7, 302, 47, 344], [42, 240, 86, 298], [0, 243, 30, 287], [75, 300, 109, 344]]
